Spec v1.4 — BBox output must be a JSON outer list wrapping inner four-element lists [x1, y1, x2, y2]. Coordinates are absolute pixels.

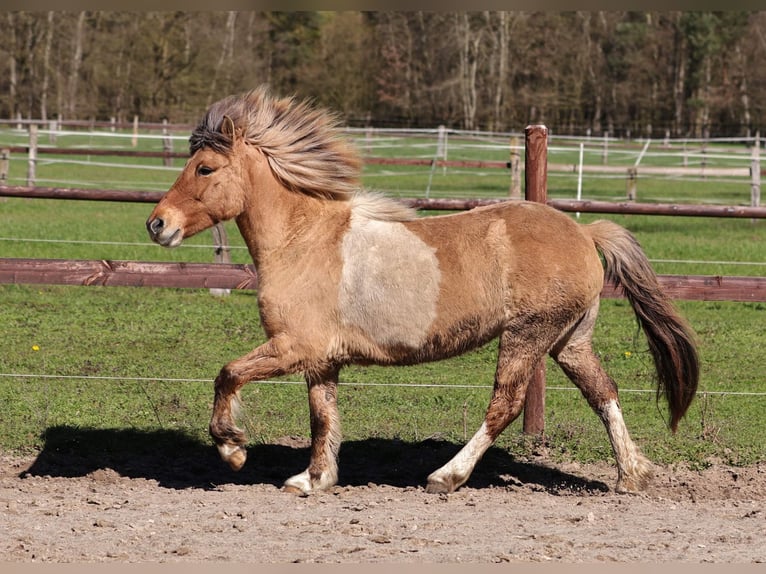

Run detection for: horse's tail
[[585, 220, 699, 432]]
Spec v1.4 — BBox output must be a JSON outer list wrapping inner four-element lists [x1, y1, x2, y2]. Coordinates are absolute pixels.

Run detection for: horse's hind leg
[[550, 302, 653, 493], [284, 366, 342, 495], [426, 331, 541, 494]]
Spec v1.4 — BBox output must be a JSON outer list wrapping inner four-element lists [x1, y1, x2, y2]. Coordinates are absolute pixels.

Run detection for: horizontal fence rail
[[0, 258, 258, 290], [405, 197, 766, 219], [0, 184, 163, 203], [1, 259, 764, 302], [3, 185, 766, 219], [3, 145, 189, 160], [4, 145, 765, 176]]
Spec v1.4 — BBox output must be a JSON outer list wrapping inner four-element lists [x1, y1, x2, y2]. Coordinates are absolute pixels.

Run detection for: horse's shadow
[[21, 425, 609, 494]]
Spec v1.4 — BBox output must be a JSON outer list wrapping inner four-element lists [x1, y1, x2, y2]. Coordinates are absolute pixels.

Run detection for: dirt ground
[[1, 435, 764, 564]]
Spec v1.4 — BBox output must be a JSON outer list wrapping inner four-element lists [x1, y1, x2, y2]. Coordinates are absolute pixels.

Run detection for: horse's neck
[[236, 189, 349, 272]]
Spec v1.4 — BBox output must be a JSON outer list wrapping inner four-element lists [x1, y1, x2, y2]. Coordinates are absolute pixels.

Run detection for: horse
[[146, 86, 699, 495]]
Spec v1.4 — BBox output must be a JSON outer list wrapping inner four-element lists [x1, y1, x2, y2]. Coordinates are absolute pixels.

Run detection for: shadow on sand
[[21, 425, 609, 494]]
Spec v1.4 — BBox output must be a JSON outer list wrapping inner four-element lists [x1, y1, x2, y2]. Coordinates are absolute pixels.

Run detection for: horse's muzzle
[[146, 216, 165, 238], [146, 216, 182, 247]]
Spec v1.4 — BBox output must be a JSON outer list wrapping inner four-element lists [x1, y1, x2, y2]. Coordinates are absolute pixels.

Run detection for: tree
[[454, 13, 484, 130], [264, 12, 321, 94], [65, 11, 86, 119], [2, 10, 766, 136], [39, 12, 54, 122], [298, 12, 377, 120]]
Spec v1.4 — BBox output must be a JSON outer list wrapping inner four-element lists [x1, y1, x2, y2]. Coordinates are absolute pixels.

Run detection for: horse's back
[[368, 200, 607, 361], [406, 200, 604, 303]]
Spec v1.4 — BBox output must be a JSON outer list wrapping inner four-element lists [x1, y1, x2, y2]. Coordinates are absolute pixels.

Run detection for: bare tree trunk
[[734, 43, 751, 137], [455, 13, 482, 131], [40, 12, 55, 122], [672, 13, 686, 137], [207, 12, 237, 104], [66, 11, 87, 119], [246, 11, 257, 47], [579, 12, 602, 135], [700, 55, 712, 139], [114, 37, 129, 124], [7, 13, 18, 118], [491, 11, 509, 131]]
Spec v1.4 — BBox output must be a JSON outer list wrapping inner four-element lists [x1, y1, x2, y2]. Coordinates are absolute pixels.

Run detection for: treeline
[[3, 11, 766, 138]]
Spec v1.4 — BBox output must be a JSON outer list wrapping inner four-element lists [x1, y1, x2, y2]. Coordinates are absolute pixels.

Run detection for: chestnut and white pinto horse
[[146, 86, 699, 495]]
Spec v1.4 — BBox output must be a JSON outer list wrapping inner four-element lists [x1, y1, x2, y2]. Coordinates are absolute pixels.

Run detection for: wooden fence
[[3, 184, 766, 219], [1, 121, 763, 206], [1, 125, 764, 435], [0, 255, 761, 296]]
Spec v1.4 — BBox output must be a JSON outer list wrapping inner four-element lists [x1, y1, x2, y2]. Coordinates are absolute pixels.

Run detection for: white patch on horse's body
[[338, 208, 440, 349]]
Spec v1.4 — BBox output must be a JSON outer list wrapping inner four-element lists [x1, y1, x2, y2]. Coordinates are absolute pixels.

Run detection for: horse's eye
[[197, 166, 215, 176]]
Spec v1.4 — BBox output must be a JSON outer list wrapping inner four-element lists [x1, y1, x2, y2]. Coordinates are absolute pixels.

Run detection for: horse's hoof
[[425, 478, 455, 494], [615, 460, 654, 493], [283, 485, 308, 496], [615, 476, 651, 494], [217, 444, 247, 471], [283, 472, 312, 495]]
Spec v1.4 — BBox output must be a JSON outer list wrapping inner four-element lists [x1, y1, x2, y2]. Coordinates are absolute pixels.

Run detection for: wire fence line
[[2, 372, 764, 398], [0, 237, 248, 250], [34, 158, 183, 172]]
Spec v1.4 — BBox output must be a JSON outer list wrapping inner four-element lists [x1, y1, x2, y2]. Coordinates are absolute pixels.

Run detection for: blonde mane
[[350, 192, 417, 222], [190, 85, 362, 201]]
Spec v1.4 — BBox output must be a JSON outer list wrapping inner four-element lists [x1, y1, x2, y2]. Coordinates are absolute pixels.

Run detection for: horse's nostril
[[147, 217, 164, 235]]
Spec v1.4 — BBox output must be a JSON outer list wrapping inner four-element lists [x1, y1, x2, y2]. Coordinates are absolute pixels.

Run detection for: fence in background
[[1, 125, 765, 435], [0, 121, 763, 207]]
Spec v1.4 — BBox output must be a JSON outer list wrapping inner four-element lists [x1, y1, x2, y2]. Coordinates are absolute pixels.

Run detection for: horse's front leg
[[284, 367, 341, 495], [209, 337, 297, 471]]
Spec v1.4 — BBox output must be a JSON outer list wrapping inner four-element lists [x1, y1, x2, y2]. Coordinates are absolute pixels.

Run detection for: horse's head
[[147, 86, 364, 248], [146, 118, 250, 248]]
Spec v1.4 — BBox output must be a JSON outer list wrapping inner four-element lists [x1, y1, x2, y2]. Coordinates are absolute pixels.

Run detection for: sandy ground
[[1, 436, 764, 563]]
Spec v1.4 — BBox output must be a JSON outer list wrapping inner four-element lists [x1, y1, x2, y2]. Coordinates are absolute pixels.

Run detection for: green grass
[[0, 285, 763, 467], [0, 128, 764, 469]]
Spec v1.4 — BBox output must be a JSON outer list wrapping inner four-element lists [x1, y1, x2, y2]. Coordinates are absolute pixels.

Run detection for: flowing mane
[[190, 86, 362, 201]]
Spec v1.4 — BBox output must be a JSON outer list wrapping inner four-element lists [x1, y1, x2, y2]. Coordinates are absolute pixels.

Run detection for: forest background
[[3, 11, 766, 139]]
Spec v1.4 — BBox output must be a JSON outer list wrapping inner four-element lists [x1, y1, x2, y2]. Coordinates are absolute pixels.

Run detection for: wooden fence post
[[752, 131, 761, 213], [48, 119, 57, 145], [27, 124, 38, 187], [523, 124, 548, 436], [210, 223, 232, 297], [0, 149, 9, 184], [132, 115, 139, 148], [509, 136, 521, 199], [437, 124, 448, 175], [365, 125, 373, 155], [626, 167, 638, 201], [162, 119, 173, 167]]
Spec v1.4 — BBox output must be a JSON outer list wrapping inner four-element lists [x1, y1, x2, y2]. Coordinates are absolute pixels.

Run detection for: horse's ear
[[221, 115, 237, 140]]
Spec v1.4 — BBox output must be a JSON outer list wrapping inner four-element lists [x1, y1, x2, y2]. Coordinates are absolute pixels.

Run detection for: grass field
[[1, 127, 764, 469]]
